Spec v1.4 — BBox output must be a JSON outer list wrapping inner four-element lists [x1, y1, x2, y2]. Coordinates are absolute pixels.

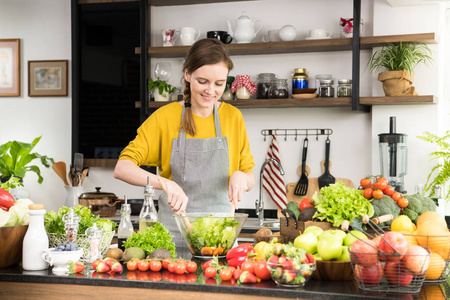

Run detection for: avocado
[[122, 247, 145, 262], [286, 201, 301, 220], [147, 248, 172, 260], [299, 207, 317, 222]]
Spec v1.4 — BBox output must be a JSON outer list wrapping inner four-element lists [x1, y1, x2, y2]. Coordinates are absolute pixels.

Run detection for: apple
[[343, 230, 368, 247], [354, 261, 383, 285], [317, 235, 343, 261], [313, 253, 322, 261], [401, 245, 430, 275], [384, 261, 413, 286], [349, 239, 378, 266], [303, 226, 324, 237], [319, 229, 346, 244], [294, 232, 318, 254], [337, 246, 351, 261], [379, 231, 408, 262], [372, 235, 382, 248]]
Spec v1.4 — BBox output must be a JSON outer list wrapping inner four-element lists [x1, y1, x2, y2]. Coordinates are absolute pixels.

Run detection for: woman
[[114, 38, 255, 248]]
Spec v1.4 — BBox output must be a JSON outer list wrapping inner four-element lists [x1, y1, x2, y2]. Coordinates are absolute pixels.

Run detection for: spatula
[[73, 153, 84, 187], [52, 161, 69, 186], [318, 137, 335, 189], [293, 137, 308, 196]]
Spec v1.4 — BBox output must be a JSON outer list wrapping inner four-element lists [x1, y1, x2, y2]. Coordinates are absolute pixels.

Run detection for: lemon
[[391, 215, 415, 233]]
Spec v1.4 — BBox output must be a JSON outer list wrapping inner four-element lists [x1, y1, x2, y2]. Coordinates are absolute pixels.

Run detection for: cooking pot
[[78, 187, 122, 217]]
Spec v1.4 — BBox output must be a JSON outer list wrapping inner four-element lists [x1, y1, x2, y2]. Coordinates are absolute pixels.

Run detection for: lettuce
[[312, 182, 374, 227]]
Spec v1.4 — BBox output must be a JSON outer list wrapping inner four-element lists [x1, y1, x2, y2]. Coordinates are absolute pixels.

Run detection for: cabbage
[[15, 198, 33, 210], [9, 205, 30, 226], [2, 209, 18, 227], [0, 198, 33, 227]]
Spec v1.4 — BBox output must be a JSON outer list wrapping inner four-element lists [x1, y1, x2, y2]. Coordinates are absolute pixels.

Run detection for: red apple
[[401, 245, 430, 275], [384, 261, 413, 286], [378, 231, 408, 262], [372, 235, 382, 248], [350, 239, 379, 266], [354, 261, 383, 285]]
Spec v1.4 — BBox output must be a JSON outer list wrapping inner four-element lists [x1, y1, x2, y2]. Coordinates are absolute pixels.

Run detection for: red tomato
[[162, 270, 171, 281], [205, 278, 217, 285], [360, 178, 372, 188], [126, 271, 138, 280], [175, 274, 187, 283], [186, 273, 197, 283], [219, 268, 233, 281], [392, 192, 402, 202], [149, 260, 162, 272], [176, 259, 188, 268], [398, 198, 409, 208], [241, 260, 255, 275], [299, 198, 314, 211], [363, 187, 373, 199], [372, 189, 383, 199], [126, 259, 138, 271], [149, 271, 162, 282], [137, 271, 149, 281], [383, 185, 395, 196], [373, 180, 388, 191], [137, 260, 149, 272], [186, 261, 197, 273], [175, 262, 186, 275], [162, 258, 172, 270], [202, 259, 214, 270], [377, 177, 388, 184], [168, 262, 176, 273], [204, 266, 217, 278], [254, 260, 271, 281]]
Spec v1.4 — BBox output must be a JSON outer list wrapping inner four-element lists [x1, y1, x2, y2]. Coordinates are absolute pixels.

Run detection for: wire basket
[[47, 231, 114, 262]]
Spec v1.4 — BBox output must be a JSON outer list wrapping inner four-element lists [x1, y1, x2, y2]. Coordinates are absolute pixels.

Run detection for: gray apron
[[158, 103, 230, 255]]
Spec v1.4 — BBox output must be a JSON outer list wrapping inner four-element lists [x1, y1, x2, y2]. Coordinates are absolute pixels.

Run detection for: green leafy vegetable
[[0, 176, 23, 191], [123, 222, 176, 258], [186, 216, 239, 254], [44, 205, 116, 234], [312, 182, 374, 227]]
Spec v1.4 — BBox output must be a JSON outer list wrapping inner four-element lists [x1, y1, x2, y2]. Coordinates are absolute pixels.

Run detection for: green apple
[[317, 235, 343, 261], [337, 246, 351, 261], [319, 230, 346, 244], [303, 226, 323, 237], [343, 230, 368, 246], [294, 232, 318, 254], [313, 253, 323, 261]]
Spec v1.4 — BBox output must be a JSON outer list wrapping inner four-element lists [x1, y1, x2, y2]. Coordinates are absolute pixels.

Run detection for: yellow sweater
[[119, 102, 255, 180]]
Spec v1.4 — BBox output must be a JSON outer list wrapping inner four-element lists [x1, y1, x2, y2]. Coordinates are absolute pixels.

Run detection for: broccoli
[[402, 193, 437, 224], [371, 195, 401, 226]]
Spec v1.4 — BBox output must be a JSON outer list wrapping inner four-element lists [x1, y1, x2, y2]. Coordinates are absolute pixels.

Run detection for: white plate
[[304, 36, 332, 40]]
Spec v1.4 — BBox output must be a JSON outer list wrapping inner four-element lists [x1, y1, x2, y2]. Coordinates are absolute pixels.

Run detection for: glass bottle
[[86, 222, 103, 265], [118, 195, 134, 251], [63, 208, 81, 243], [256, 73, 276, 99], [268, 79, 289, 99], [139, 177, 158, 232], [22, 203, 49, 271], [337, 79, 352, 97], [222, 76, 235, 100], [319, 79, 335, 97]]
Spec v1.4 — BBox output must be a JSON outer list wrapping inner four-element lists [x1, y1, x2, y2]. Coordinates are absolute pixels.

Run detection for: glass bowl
[[267, 261, 316, 287], [173, 212, 248, 258]]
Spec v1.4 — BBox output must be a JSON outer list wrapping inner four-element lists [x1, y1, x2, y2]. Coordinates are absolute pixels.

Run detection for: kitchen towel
[[262, 135, 287, 210]]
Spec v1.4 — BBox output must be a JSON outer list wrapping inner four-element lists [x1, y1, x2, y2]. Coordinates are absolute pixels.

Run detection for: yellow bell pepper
[[254, 241, 275, 260]]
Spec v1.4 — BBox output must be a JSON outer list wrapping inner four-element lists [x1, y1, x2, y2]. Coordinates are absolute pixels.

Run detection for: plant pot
[[378, 70, 418, 96], [153, 88, 171, 102]]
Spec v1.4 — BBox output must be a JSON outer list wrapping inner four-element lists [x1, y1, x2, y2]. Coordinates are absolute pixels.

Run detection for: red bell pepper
[[226, 243, 255, 268], [0, 188, 15, 211]]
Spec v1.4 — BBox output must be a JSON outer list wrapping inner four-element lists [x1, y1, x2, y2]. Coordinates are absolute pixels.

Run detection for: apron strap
[[178, 103, 223, 140]]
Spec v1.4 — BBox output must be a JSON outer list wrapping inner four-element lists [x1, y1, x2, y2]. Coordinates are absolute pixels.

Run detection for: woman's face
[[184, 62, 228, 115]]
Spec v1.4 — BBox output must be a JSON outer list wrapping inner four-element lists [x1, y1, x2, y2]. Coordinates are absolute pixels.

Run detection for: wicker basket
[[47, 231, 114, 262]]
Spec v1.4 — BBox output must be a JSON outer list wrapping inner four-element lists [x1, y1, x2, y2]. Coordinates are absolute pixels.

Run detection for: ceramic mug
[[162, 29, 179, 47], [278, 25, 297, 42], [262, 30, 280, 42], [207, 31, 233, 44], [179, 27, 201, 46], [309, 29, 333, 38]]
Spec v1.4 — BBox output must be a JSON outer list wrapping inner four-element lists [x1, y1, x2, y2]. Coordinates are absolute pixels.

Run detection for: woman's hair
[[179, 38, 234, 136]]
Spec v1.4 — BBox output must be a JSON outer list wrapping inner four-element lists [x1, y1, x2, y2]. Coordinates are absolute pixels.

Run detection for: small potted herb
[[148, 77, 176, 102]]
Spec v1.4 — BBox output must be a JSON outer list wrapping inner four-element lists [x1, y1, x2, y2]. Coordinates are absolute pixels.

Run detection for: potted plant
[[148, 77, 176, 102], [368, 42, 432, 96], [418, 131, 450, 201], [0, 136, 54, 184]]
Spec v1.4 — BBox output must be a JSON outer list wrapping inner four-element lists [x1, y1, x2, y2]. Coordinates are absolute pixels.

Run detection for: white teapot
[[226, 11, 263, 43]]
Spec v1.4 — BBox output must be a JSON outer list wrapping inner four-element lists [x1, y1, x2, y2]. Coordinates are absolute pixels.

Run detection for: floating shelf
[[84, 159, 117, 168]]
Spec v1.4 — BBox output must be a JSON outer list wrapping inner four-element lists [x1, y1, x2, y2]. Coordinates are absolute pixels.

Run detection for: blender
[[378, 116, 407, 193]]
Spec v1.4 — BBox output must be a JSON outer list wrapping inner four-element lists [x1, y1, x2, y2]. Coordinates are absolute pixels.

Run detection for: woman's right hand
[[162, 180, 188, 215]]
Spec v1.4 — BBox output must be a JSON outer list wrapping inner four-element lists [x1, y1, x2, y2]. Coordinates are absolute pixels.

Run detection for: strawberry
[[239, 270, 257, 283], [281, 269, 296, 283], [110, 262, 123, 274], [271, 266, 283, 280], [282, 258, 294, 270], [92, 259, 102, 269], [96, 261, 111, 273], [305, 253, 315, 264], [103, 257, 116, 267], [233, 268, 243, 281], [69, 261, 85, 274], [267, 255, 279, 266], [278, 255, 287, 265]]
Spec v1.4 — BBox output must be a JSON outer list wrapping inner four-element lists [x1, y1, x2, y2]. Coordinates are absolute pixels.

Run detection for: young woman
[[114, 38, 255, 248]]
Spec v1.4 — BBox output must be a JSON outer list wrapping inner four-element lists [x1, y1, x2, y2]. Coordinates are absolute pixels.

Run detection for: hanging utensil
[[294, 137, 308, 196], [318, 137, 336, 189], [73, 153, 84, 187], [52, 161, 69, 186]]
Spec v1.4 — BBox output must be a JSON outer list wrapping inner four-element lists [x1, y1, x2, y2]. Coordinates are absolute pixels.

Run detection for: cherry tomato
[[126, 271, 138, 280], [363, 187, 373, 199], [186, 261, 197, 273], [202, 259, 214, 270], [398, 198, 409, 208], [138, 271, 149, 281], [175, 274, 187, 283], [360, 178, 372, 188], [186, 273, 197, 283], [175, 262, 187, 275], [392, 192, 402, 202], [205, 278, 217, 285], [383, 185, 395, 196], [254, 260, 271, 281], [372, 189, 384, 199], [149, 260, 162, 272], [149, 271, 162, 282], [162, 258, 172, 270], [241, 260, 255, 275], [204, 266, 217, 278], [168, 262, 177, 273], [162, 270, 171, 281], [137, 260, 149, 272], [373, 180, 388, 191], [176, 259, 188, 267], [299, 198, 314, 211], [219, 268, 233, 281], [377, 177, 388, 184], [126, 259, 138, 271]]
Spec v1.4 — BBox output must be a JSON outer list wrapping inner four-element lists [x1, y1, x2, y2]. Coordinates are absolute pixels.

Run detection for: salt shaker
[[22, 203, 49, 270], [118, 195, 134, 251], [86, 222, 103, 265], [62, 208, 81, 243], [139, 177, 158, 232]]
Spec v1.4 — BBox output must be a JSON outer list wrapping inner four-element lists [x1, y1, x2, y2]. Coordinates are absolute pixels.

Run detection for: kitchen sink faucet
[[255, 158, 285, 227]]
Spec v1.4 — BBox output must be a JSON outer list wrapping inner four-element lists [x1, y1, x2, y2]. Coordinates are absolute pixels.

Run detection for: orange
[[417, 211, 447, 229], [420, 284, 446, 300], [416, 221, 450, 259], [398, 230, 418, 246], [425, 252, 446, 280], [391, 215, 415, 233]]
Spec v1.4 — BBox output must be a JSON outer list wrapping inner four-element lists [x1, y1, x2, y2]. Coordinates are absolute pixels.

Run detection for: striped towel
[[262, 135, 287, 210]]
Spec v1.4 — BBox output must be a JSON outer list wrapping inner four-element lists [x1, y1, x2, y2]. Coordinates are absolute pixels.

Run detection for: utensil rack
[[261, 128, 333, 141]]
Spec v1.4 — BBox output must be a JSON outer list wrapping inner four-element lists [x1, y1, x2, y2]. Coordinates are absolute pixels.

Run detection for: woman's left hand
[[228, 171, 250, 209]]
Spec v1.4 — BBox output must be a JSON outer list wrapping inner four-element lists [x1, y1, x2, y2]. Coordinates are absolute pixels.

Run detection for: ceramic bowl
[[42, 248, 83, 274]]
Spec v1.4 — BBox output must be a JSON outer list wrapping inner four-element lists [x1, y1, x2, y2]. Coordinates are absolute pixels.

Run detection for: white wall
[[0, 0, 447, 213]]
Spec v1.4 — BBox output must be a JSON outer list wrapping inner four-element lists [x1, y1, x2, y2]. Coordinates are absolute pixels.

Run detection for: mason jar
[[337, 79, 352, 97], [292, 68, 308, 94], [256, 73, 276, 99], [319, 79, 335, 97], [315, 74, 332, 94], [269, 79, 289, 99]]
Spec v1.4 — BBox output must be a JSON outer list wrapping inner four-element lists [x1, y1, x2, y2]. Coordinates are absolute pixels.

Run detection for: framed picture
[[28, 60, 68, 97], [0, 39, 20, 96]]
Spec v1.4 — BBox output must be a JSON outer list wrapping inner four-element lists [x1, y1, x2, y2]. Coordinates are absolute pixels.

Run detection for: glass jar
[[319, 79, 335, 97], [236, 86, 251, 100], [337, 79, 352, 97], [315, 74, 332, 94], [269, 79, 289, 99], [256, 73, 276, 99], [222, 76, 235, 100], [292, 68, 308, 94]]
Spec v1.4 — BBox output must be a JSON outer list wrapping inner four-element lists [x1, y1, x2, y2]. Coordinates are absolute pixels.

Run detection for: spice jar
[[222, 76, 235, 100], [337, 79, 352, 97], [315, 74, 332, 93], [231, 75, 256, 100], [292, 68, 308, 94], [269, 79, 289, 99], [256, 73, 276, 99], [319, 79, 335, 97]]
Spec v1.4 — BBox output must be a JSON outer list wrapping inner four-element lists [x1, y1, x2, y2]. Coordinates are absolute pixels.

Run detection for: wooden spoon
[[52, 161, 69, 186], [81, 168, 89, 186]]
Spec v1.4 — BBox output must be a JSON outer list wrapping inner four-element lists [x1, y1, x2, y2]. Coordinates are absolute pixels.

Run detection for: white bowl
[[42, 248, 83, 274]]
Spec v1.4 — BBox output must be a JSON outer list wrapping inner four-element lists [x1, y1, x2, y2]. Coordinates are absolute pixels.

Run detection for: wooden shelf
[[135, 33, 437, 58], [148, 0, 248, 6], [84, 158, 117, 168]]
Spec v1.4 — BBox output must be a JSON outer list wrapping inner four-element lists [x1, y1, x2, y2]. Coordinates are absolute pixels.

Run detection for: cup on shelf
[[278, 25, 297, 41], [207, 31, 233, 44], [262, 30, 281, 42], [180, 27, 201, 46], [308, 29, 333, 39], [162, 29, 179, 47]]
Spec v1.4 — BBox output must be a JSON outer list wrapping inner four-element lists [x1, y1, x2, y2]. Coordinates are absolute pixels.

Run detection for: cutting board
[[278, 161, 354, 218]]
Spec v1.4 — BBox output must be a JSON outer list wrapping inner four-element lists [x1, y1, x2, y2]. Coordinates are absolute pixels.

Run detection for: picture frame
[[28, 60, 68, 97], [0, 39, 20, 96]]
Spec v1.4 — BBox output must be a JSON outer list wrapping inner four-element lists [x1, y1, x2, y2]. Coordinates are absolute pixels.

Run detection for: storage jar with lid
[[23, 203, 49, 271], [315, 74, 332, 93], [269, 79, 289, 99], [256, 73, 276, 99], [292, 68, 308, 94], [319, 79, 335, 97], [337, 79, 352, 97]]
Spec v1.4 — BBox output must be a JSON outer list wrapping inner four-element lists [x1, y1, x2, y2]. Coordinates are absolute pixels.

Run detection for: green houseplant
[[417, 131, 450, 201], [0, 136, 54, 184], [368, 42, 432, 96], [148, 77, 176, 102]]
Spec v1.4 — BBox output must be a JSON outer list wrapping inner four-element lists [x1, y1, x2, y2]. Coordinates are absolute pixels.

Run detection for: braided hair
[[179, 38, 233, 136]]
